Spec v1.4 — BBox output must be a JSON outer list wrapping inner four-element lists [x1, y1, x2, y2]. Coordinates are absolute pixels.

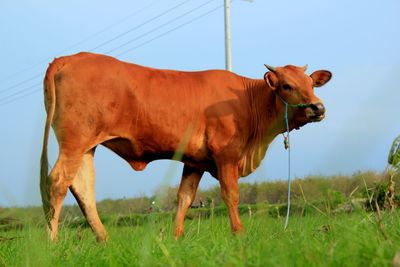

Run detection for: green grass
[[1, 210, 400, 266]]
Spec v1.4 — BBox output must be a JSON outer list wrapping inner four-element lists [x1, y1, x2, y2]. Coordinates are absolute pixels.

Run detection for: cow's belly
[[101, 136, 213, 173]]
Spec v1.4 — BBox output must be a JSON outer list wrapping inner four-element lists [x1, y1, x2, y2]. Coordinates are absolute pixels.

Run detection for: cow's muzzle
[[305, 103, 325, 122]]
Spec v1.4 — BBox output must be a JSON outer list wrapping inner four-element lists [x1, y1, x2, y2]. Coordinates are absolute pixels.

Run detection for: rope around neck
[[275, 92, 311, 230], [283, 102, 291, 230]]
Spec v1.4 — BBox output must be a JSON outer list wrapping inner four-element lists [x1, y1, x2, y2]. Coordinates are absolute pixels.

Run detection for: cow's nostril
[[310, 103, 325, 114], [309, 104, 318, 111]]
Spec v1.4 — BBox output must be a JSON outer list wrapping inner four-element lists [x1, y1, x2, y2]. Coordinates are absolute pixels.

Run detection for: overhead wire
[[0, 82, 42, 103], [0, 0, 225, 107], [117, 3, 224, 57], [89, 0, 191, 52], [0, 1, 191, 97], [0, 0, 161, 84], [105, 0, 216, 55], [0, 73, 43, 95], [0, 85, 41, 106], [58, 0, 161, 55]]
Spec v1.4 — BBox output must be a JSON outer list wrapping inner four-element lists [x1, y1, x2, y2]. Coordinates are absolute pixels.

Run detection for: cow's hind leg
[[44, 152, 83, 241], [69, 148, 108, 242], [174, 165, 203, 239]]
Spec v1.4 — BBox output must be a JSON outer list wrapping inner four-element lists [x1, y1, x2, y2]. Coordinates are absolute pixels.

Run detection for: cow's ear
[[264, 72, 278, 90], [310, 70, 332, 87]]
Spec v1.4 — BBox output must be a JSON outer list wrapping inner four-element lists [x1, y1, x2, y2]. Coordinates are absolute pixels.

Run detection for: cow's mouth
[[304, 103, 325, 122], [308, 114, 325, 122]]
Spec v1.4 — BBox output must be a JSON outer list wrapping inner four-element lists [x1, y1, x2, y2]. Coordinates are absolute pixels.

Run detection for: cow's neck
[[239, 78, 288, 176]]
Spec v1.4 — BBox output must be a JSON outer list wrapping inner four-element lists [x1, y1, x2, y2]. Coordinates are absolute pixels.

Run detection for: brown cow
[[40, 52, 331, 241]]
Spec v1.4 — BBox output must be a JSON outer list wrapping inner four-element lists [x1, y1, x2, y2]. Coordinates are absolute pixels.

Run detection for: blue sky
[[0, 0, 399, 207]]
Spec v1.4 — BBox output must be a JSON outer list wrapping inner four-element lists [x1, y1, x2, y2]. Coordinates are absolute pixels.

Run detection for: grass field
[[1, 210, 400, 267]]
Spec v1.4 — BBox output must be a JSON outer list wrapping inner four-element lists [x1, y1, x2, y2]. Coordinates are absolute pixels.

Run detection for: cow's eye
[[282, 84, 292, 91]]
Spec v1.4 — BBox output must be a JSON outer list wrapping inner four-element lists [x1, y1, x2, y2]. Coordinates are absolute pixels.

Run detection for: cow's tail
[[40, 61, 58, 226]]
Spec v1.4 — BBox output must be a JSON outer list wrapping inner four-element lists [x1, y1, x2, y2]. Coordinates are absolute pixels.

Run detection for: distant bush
[[0, 170, 387, 231]]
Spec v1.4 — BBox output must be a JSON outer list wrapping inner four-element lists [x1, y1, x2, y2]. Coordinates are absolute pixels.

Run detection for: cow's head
[[263, 64, 331, 128]]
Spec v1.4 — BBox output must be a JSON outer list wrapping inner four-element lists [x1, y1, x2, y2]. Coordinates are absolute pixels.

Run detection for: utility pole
[[224, 0, 253, 72], [224, 0, 232, 72]]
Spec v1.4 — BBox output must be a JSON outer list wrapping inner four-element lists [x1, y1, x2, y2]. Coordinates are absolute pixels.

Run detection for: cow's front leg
[[174, 165, 203, 239], [217, 162, 243, 234]]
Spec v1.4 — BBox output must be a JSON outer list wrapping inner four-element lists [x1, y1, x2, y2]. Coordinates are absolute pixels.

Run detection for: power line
[[0, 86, 41, 107], [117, 3, 224, 57], [89, 0, 191, 52], [0, 1, 191, 97], [0, 82, 42, 103], [105, 0, 216, 55], [0, 65, 42, 86], [0, 0, 160, 84], [59, 0, 161, 54], [0, 1, 226, 107], [0, 73, 43, 95]]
